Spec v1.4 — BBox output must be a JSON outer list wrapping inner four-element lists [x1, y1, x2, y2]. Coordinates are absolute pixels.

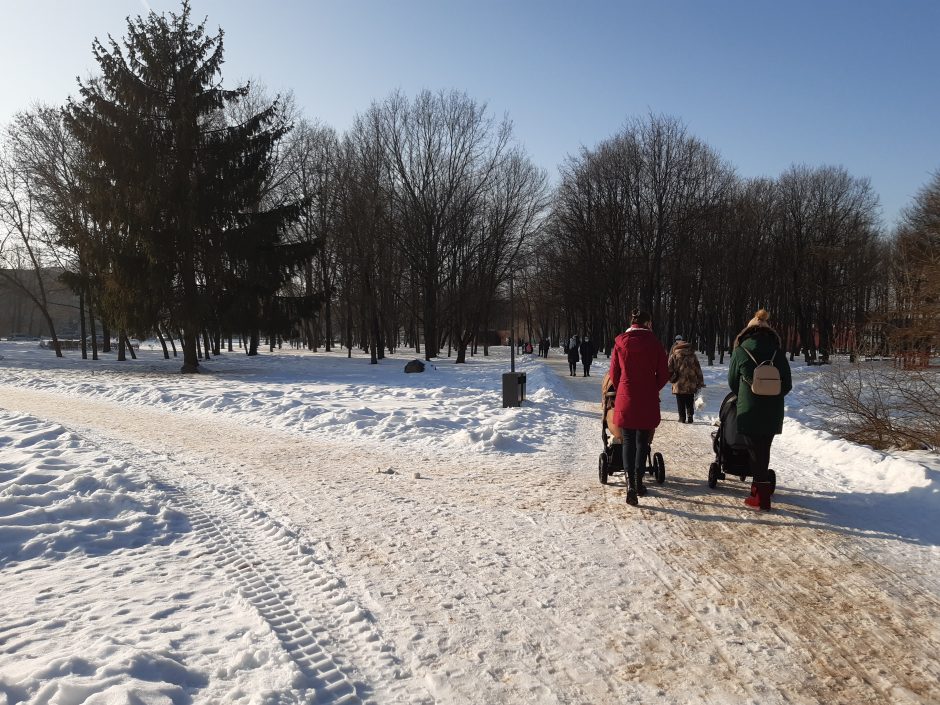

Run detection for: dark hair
[[631, 309, 651, 326]]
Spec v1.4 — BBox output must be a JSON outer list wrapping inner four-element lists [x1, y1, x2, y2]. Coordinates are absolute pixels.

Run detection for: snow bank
[[0, 340, 935, 497], [0, 342, 573, 455], [0, 410, 305, 703], [0, 412, 183, 563]]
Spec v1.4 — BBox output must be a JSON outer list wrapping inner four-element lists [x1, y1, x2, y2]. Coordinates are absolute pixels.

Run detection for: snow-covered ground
[[0, 340, 937, 704]]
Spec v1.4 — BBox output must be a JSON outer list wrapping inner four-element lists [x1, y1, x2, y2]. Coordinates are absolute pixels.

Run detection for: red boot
[[745, 482, 772, 511]]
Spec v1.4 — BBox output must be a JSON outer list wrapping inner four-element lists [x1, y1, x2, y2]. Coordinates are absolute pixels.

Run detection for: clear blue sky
[[2, 0, 937, 229]]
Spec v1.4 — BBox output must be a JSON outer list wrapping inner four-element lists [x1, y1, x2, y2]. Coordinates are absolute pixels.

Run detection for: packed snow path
[[1, 353, 938, 704]]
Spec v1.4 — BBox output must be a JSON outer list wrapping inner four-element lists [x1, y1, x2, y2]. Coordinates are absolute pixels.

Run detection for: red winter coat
[[608, 327, 669, 431]]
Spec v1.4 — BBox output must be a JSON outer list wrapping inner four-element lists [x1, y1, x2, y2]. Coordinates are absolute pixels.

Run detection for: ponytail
[[630, 309, 651, 326]]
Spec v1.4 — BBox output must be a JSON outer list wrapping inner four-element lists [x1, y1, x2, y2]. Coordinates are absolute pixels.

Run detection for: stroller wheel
[[708, 462, 720, 489], [598, 453, 609, 485], [653, 452, 665, 484], [769, 469, 776, 495]]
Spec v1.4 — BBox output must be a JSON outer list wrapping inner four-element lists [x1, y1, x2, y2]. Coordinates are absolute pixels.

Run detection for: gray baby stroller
[[707, 392, 776, 493], [598, 373, 665, 486]]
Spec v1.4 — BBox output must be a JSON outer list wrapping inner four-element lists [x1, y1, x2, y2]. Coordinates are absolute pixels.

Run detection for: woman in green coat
[[727, 309, 792, 510]]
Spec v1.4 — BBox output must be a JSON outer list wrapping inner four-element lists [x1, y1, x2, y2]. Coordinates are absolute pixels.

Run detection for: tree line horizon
[[0, 1, 936, 372]]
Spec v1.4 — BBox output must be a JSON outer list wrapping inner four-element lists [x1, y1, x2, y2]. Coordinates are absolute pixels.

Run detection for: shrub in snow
[[814, 364, 939, 451]]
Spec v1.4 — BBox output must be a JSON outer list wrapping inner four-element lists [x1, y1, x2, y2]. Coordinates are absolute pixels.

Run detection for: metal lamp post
[[502, 270, 525, 407], [509, 272, 515, 374]]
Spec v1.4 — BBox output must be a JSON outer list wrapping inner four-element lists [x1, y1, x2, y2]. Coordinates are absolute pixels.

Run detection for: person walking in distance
[[579, 335, 595, 376], [608, 310, 669, 506], [728, 309, 792, 511], [567, 335, 580, 376], [668, 335, 704, 423]]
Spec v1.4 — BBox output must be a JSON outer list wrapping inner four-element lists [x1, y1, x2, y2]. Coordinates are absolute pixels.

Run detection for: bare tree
[[379, 89, 512, 360], [886, 170, 940, 367], [0, 133, 63, 356], [445, 150, 548, 363], [283, 118, 342, 351], [8, 105, 103, 360]]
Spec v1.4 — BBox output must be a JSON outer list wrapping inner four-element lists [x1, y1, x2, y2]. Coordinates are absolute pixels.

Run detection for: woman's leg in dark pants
[[635, 429, 651, 491], [675, 394, 693, 422], [623, 429, 651, 501], [742, 434, 774, 509], [623, 430, 636, 488], [743, 434, 773, 482], [675, 395, 686, 422]]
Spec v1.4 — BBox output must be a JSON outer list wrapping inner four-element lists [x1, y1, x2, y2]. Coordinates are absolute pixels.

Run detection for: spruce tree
[[67, 1, 302, 372]]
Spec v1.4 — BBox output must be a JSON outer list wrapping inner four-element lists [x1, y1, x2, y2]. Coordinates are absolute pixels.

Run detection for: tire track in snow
[[91, 437, 377, 704], [0, 388, 417, 704], [156, 479, 362, 703]]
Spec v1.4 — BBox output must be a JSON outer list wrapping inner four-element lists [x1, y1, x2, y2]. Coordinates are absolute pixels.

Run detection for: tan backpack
[[742, 348, 781, 396]]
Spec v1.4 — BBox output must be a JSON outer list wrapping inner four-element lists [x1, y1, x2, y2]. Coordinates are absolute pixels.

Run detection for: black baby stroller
[[598, 373, 665, 486], [707, 392, 776, 493]]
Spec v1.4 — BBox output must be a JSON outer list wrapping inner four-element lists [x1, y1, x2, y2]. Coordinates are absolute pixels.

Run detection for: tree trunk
[[41, 308, 63, 357], [157, 329, 170, 359], [181, 328, 199, 372], [344, 289, 352, 359], [88, 296, 99, 361], [369, 307, 379, 365], [79, 289, 88, 360], [325, 292, 333, 352], [374, 310, 385, 361], [423, 275, 437, 360]]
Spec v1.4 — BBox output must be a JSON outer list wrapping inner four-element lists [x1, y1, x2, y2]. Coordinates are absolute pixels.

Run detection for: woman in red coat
[[608, 310, 669, 506]]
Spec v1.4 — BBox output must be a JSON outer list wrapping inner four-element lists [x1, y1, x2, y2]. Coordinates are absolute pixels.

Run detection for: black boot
[[626, 470, 639, 506], [636, 477, 647, 497]]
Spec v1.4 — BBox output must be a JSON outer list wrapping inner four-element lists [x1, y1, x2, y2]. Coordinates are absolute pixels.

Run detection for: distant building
[[0, 269, 81, 338]]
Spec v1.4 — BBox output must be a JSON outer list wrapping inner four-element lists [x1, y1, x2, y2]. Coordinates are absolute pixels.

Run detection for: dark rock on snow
[[404, 359, 425, 373]]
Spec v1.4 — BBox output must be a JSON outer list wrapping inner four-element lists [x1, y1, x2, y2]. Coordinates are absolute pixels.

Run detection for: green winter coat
[[727, 325, 792, 436]]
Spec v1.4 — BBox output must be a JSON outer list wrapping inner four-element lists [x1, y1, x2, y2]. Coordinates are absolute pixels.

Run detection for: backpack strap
[[741, 347, 777, 387], [742, 346, 776, 366]]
